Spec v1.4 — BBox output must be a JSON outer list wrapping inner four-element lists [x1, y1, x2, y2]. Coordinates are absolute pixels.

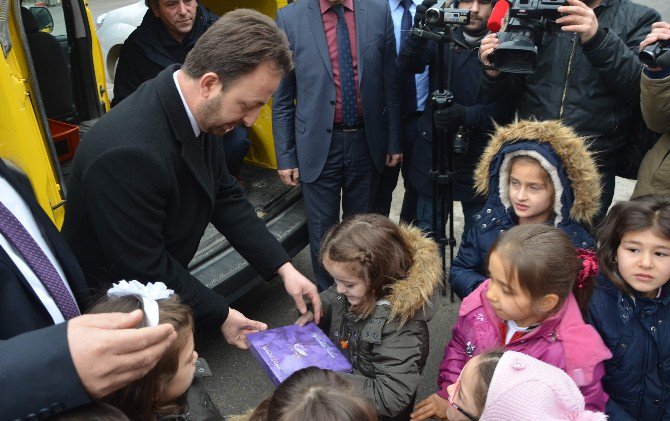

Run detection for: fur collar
[[383, 224, 442, 324], [474, 119, 601, 225]]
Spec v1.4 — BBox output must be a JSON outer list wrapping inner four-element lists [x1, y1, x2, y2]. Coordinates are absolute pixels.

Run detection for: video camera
[[492, 0, 565, 74], [639, 40, 670, 69], [425, 2, 470, 28], [412, 0, 470, 41]]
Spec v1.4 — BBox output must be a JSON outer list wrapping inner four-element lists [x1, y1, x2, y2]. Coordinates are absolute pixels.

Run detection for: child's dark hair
[[597, 195, 670, 293], [320, 214, 414, 317], [473, 349, 505, 412], [489, 224, 594, 317], [87, 294, 194, 420], [248, 367, 376, 421]]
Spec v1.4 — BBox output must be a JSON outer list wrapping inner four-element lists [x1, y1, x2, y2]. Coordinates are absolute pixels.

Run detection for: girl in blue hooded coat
[[449, 119, 601, 299], [588, 195, 670, 420]]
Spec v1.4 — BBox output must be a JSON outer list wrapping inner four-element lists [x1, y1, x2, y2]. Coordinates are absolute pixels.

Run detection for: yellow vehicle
[[0, 0, 306, 300]]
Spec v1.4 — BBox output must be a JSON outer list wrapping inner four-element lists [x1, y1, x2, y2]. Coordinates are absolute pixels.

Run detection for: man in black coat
[[0, 159, 177, 420], [112, 0, 216, 106], [62, 10, 321, 348]]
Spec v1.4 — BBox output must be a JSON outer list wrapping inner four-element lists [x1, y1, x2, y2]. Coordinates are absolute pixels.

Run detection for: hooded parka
[[589, 275, 670, 420], [319, 225, 442, 420], [449, 120, 601, 299]]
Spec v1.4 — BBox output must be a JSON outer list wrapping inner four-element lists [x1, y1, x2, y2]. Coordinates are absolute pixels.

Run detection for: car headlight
[[96, 13, 107, 30]]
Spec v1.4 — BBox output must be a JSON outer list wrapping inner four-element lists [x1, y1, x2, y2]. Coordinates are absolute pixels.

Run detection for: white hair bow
[[107, 280, 174, 327]]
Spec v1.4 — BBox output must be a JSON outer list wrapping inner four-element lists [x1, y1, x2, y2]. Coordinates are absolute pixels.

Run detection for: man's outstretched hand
[[278, 262, 322, 324], [220, 308, 268, 350]]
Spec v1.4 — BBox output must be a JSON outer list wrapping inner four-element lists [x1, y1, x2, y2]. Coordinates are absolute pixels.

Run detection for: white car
[[95, 0, 148, 84]]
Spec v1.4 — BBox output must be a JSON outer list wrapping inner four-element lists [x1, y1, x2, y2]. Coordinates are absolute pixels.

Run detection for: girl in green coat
[[297, 214, 442, 420]]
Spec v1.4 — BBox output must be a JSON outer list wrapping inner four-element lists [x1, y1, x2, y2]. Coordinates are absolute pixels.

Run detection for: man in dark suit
[[0, 159, 177, 420], [63, 9, 321, 348], [272, 0, 402, 291]]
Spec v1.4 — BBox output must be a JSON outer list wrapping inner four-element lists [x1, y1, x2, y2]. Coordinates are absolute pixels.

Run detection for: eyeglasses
[[448, 375, 480, 421]]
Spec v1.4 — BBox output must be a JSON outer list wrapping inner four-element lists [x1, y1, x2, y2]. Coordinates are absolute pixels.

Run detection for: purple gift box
[[247, 323, 353, 386]]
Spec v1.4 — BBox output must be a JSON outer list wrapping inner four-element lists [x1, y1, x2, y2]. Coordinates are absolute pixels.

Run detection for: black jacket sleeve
[[111, 36, 146, 107], [210, 160, 290, 281], [397, 36, 433, 75], [78, 147, 230, 330], [0, 322, 91, 420], [581, 6, 660, 103]]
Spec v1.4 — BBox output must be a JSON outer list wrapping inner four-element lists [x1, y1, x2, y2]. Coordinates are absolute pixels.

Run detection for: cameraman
[[399, 0, 510, 240], [479, 0, 659, 224], [633, 21, 670, 198]]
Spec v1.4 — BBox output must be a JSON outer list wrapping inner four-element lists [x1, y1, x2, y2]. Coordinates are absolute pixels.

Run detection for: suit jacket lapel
[[155, 65, 215, 207], [355, 0, 367, 84], [307, 0, 334, 81], [0, 160, 90, 311]]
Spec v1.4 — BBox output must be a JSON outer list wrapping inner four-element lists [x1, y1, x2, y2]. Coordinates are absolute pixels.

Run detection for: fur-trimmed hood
[[474, 119, 601, 225], [383, 224, 442, 324]]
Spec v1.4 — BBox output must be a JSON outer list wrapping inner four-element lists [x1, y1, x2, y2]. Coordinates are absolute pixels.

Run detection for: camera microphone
[[487, 0, 510, 32]]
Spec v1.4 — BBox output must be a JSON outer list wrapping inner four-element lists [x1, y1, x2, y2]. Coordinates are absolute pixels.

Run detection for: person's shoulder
[[614, 0, 660, 22], [277, 0, 304, 17]]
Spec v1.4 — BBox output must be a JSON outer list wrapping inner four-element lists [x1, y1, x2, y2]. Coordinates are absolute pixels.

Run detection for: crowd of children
[[71, 119, 670, 420]]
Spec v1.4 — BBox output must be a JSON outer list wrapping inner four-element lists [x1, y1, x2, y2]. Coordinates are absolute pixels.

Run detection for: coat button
[[581, 242, 587, 246], [51, 403, 65, 413], [330, 100, 335, 105], [654, 399, 660, 405], [620, 343, 627, 349], [327, 128, 332, 133], [482, 224, 487, 228]]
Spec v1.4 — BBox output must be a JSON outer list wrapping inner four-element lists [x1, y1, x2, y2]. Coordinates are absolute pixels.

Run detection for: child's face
[[446, 355, 482, 421], [508, 159, 554, 224], [163, 330, 198, 402], [323, 258, 369, 306], [616, 229, 670, 298], [486, 251, 544, 327]]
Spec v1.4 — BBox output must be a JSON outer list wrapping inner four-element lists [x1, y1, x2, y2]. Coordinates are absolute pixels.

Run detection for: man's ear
[[199, 72, 221, 99], [537, 293, 560, 314]]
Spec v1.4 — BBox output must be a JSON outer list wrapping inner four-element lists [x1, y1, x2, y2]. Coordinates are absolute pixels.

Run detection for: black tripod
[[412, 23, 464, 300]]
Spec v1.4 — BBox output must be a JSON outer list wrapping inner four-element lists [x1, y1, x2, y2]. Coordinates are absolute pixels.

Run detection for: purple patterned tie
[[0, 201, 80, 320]]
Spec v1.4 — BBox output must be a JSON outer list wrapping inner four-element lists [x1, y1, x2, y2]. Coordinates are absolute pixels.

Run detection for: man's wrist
[[581, 26, 606, 50], [276, 261, 293, 279]]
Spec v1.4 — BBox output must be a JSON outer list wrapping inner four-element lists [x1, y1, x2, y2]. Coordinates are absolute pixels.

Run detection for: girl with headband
[[88, 280, 222, 420]]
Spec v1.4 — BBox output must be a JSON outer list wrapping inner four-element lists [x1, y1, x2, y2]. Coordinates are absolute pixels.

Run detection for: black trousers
[[301, 129, 379, 291], [372, 116, 419, 223]]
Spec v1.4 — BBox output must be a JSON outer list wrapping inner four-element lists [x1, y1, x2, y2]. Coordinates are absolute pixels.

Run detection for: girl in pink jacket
[[411, 224, 611, 421]]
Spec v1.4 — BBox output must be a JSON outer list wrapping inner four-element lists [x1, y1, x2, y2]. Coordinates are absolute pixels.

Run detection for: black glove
[[434, 103, 467, 130], [414, 0, 438, 28]]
